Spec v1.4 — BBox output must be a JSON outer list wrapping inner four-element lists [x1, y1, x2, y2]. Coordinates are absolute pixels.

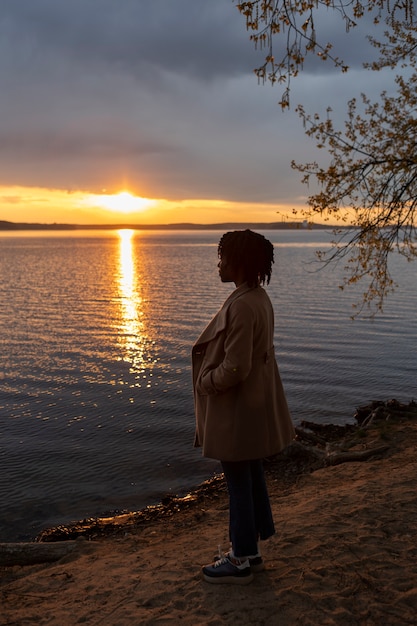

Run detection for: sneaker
[[213, 550, 265, 573], [202, 556, 254, 585]]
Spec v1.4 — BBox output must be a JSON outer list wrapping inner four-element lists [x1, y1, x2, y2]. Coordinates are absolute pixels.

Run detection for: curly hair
[[217, 229, 274, 288]]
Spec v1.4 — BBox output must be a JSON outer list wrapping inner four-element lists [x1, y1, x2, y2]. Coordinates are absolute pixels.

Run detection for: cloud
[[0, 194, 22, 204], [0, 0, 398, 209], [0, 0, 262, 81]]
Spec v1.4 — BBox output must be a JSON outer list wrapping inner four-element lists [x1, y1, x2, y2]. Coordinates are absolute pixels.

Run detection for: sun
[[91, 190, 154, 214]]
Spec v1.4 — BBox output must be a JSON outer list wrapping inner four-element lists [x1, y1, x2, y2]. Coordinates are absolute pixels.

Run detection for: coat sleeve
[[199, 298, 254, 394]]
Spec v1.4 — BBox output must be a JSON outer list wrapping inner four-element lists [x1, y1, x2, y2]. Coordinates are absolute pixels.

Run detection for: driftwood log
[[287, 439, 390, 468], [325, 444, 390, 466], [0, 540, 80, 567]]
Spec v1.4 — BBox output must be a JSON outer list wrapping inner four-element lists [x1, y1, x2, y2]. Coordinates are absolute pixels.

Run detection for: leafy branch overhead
[[293, 36, 417, 313], [235, 1, 417, 314], [235, 0, 413, 106]]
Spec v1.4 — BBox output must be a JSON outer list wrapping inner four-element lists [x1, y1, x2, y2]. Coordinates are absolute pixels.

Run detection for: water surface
[[0, 229, 415, 540]]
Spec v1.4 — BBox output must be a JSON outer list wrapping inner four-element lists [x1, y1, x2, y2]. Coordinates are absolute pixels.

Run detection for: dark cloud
[[0, 129, 175, 160], [0, 0, 392, 204], [0, 0, 262, 81]]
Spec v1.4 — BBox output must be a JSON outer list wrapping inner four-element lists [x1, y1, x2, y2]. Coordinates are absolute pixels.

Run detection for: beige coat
[[192, 283, 295, 461]]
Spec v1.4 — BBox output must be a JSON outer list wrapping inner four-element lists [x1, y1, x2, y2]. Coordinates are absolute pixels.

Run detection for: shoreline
[[2, 400, 417, 624], [35, 399, 416, 544]]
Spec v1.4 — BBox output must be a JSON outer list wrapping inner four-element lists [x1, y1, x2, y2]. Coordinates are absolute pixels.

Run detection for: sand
[[1, 418, 417, 625]]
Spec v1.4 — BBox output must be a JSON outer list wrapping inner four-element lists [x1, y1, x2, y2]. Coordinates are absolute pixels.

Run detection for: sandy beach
[[1, 408, 417, 625]]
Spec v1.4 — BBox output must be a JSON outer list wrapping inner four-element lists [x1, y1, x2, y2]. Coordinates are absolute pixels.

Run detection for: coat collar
[[193, 282, 254, 348]]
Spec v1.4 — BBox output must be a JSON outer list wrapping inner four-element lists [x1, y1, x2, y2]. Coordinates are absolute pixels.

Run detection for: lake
[[0, 228, 416, 541]]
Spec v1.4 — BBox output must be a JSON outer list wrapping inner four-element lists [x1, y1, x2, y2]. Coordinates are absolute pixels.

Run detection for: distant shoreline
[[0, 220, 333, 231]]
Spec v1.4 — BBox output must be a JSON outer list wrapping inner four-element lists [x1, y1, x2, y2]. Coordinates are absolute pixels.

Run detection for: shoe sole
[[202, 572, 254, 585]]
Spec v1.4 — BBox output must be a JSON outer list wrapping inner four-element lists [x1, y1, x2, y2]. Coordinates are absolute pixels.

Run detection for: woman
[[192, 229, 295, 584]]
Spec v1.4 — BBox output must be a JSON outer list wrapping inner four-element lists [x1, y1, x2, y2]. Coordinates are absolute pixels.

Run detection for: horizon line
[[0, 219, 334, 231]]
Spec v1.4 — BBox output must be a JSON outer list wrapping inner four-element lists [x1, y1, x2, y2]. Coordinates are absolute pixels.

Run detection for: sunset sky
[[0, 1, 391, 225]]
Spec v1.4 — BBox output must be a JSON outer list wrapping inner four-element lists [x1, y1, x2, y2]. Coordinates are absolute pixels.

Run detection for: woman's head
[[217, 230, 274, 288]]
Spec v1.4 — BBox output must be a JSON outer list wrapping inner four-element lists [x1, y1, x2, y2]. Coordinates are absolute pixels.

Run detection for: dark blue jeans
[[221, 459, 275, 558]]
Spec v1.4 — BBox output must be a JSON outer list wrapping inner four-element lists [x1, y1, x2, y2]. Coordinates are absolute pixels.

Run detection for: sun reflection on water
[[117, 229, 154, 380]]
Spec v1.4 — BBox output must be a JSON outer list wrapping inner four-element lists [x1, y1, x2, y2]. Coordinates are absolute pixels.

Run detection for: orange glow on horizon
[[0, 184, 346, 226]]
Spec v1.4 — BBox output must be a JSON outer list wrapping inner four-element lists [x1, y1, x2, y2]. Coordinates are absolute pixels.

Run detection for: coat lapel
[[193, 283, 253, 348]]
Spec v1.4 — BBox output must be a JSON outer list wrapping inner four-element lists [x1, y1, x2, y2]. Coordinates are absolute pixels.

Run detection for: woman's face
[[218, 255, 235, 283]]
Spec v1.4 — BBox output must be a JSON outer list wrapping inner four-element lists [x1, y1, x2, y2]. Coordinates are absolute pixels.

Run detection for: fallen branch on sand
[[291, 399, 416, 468], [0, 541, 81, 567], [265, 398, 416, 483], [291, 437, 390, 467]]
